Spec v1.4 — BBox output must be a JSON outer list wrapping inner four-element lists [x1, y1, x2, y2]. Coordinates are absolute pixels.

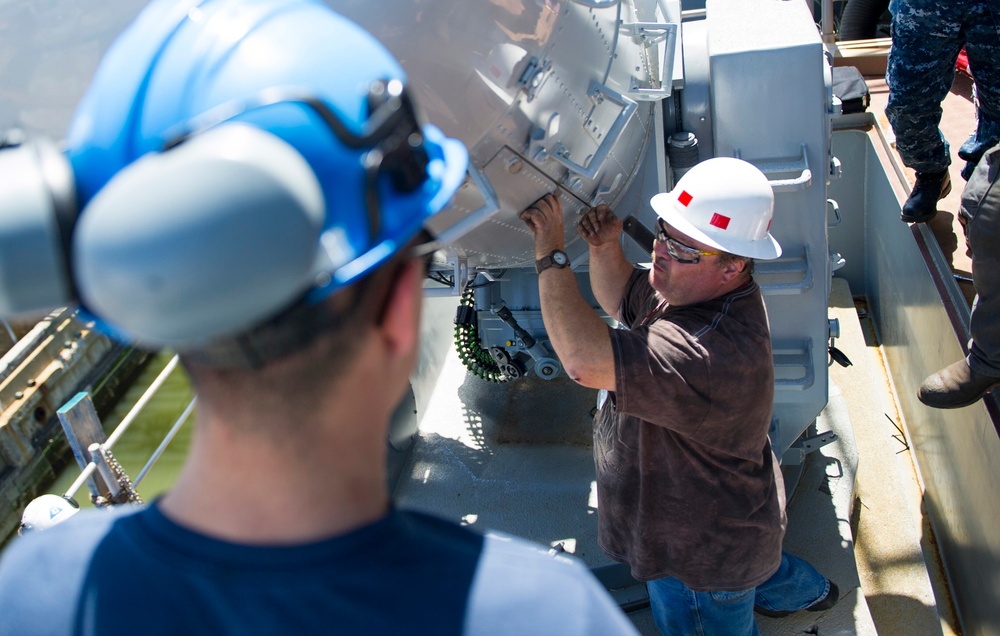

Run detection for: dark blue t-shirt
[[0, 502, 637, 635]]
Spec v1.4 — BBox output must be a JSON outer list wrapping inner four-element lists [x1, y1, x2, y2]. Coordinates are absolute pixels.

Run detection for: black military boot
[[900, 170, 951, 223]]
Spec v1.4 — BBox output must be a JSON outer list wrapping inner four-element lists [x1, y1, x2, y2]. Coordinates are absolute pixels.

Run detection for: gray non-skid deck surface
[[395, 367, 609, 566], [395, 279, 881, 634]]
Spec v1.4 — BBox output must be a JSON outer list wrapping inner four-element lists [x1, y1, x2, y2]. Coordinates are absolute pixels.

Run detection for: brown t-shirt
[[596, 268, 786, 591]]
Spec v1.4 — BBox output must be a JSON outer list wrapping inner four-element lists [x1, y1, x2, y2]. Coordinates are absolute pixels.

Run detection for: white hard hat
[[651, 157, 782, 260], [19, 494, 80, 535]]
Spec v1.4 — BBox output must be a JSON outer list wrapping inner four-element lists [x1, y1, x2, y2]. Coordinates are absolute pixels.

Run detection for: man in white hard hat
[[0, 1, 637, 634], [521, 157, 837, 634], [17, 494, 79, 535]]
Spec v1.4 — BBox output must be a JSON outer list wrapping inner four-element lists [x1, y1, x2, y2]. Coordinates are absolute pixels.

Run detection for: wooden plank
[[830, 37, 891, 76]]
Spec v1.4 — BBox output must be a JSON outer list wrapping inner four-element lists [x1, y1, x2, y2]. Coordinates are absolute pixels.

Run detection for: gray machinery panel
[[470, 148, 592, 269], [332, 0, 682, 263], [703, 0, 834, 457]]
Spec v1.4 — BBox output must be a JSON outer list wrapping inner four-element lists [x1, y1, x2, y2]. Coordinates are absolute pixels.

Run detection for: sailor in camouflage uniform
[[885, 0, 1000, 223]]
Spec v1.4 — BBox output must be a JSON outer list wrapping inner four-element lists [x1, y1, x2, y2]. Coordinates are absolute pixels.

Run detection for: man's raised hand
[[578, 205, 622, 248]]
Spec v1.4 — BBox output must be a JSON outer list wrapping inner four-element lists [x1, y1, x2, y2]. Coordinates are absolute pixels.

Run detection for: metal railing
[[61, 354, 195, 504]]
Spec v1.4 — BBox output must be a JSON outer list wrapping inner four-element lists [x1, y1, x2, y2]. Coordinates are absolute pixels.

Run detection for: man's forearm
[[538, 267, 616, 390], [588, 242, 634, 322]]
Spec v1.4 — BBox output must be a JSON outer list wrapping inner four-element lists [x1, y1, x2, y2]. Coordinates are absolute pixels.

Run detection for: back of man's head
[[0, 0, 468, 370]]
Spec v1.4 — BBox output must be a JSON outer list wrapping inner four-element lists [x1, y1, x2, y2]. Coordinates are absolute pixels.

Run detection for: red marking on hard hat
[[678, 191, 693, 206], [710, 213, 730, 230], [767, 219, 772, 231]]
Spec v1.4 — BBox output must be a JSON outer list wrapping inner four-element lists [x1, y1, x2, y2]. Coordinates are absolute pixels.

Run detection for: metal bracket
[[620, 21, 672, 44], [827, 198, 842, 227], [593, 172, 622, 205], [516, 56, 552, 102], [830, 251, 846, 272], [736, 144, 812, 192], [551, 81, 637, 179], [489, 346, 525, 380], [423, 254, 469, 298], [756, 244, 814, 295], [773, 338, 815, 391], [621, 22, 679, 101], [780, 430, 839, 466], [830, 154, 843, 180], [831, 95, 844, 117], [427, 163, 500, 250], [89, 443, 120, 500]]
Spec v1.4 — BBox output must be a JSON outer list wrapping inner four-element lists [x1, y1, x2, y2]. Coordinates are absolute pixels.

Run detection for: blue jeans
[[646, 552, 829, 636]]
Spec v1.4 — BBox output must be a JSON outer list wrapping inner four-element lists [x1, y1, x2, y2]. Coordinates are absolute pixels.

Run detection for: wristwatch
[[535, 249, 569, 274]]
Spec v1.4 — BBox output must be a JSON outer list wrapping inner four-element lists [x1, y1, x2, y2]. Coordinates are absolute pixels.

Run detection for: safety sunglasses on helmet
[[655, 218, 723, 264]]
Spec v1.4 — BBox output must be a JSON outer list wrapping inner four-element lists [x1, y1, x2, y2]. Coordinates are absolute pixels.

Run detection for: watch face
[[553, 251, 568, 266]]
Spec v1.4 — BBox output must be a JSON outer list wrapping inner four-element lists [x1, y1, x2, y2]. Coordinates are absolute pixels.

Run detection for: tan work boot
[[918, 359, 1000, 409]]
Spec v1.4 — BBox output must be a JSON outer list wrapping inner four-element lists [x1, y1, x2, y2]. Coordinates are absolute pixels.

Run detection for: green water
[[49, 350, 197, 508]]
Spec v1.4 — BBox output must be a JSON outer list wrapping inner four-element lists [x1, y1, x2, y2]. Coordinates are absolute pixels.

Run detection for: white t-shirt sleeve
[[463, 532, 639, 635]]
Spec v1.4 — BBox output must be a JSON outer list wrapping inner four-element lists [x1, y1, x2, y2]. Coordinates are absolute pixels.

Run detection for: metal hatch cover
[[448, 146, 593, 271]]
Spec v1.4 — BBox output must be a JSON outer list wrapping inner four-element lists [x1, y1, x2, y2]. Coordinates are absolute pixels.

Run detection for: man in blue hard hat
[[0, 1, 636, 634]]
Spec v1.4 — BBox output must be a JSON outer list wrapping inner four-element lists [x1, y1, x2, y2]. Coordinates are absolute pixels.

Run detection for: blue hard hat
[[60, 0, 467, 349]]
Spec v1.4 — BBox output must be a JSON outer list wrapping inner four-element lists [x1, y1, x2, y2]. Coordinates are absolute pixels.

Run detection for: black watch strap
[[535, 250, 569, 274]]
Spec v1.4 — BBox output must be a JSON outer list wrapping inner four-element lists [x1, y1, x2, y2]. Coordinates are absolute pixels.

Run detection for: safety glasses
[[655, 218, 722, 264]]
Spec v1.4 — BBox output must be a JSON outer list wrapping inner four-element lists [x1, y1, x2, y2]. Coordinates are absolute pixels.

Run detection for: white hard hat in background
[[651, 157, 782, 260], [19, 494, 80, 535]]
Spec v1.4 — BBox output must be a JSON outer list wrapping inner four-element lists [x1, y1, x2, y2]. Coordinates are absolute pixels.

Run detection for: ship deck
[[394, 275, 953, 635], [392, 62, 976, 635], [6, 49, 980, 636], [851, 64, 975, 636]]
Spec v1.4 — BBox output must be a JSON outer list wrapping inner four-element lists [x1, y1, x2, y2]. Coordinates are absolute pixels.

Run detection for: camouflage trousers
[[962, 143, 1000, 375], [885, 0, 1000, 179]]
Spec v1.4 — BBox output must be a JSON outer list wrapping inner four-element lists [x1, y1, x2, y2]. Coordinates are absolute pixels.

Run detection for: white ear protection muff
[[74, 124, 325, 349], [0, 124, 325, 349], [0, 132, 77, 318]]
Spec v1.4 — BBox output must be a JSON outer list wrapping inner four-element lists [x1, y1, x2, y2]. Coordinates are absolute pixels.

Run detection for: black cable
[[453, 285, 511, 383]]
